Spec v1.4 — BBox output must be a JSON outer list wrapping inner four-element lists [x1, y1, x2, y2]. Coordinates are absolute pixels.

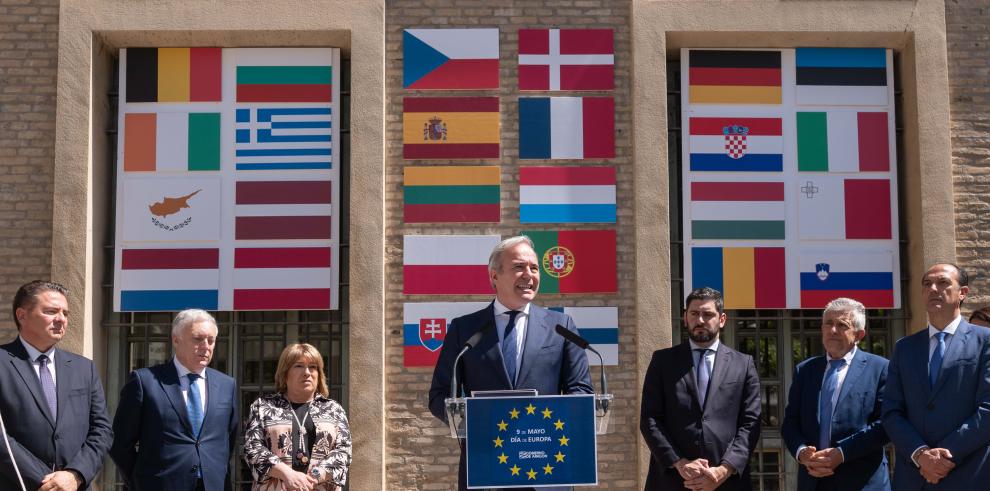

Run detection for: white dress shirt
[[174, 357, 208, 412], [19, 336, 57, 386], [795, 346, 857, 460]]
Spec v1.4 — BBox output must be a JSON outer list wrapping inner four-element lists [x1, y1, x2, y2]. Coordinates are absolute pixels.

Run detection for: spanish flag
[[403, 97, 500, 159]]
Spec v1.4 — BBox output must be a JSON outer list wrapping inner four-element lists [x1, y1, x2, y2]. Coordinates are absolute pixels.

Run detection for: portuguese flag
[[523, 229, 617, 294]]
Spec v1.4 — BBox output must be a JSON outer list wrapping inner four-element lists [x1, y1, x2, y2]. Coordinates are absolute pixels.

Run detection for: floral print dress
[[244, 393, 352, 491]]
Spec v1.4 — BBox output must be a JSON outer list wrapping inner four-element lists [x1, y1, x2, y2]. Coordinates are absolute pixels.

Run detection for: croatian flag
[[518, 28, 614, 91], [518, 97, 615, 159]]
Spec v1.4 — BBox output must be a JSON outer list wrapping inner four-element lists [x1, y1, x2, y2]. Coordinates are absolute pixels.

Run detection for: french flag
[[518, 97, 615, 160], [518, 29, 614, 91], [403, 29, 499, 90]]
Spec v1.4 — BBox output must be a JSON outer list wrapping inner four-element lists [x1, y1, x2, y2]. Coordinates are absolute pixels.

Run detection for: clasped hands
[[915, 447, 955, 484], [271, 462, 318, 491], [796, 446, 844, 477], [674, 458, 731, 491]]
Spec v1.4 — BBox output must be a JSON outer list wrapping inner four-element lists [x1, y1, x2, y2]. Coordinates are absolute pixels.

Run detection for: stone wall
[[0, 0, 58, 342]]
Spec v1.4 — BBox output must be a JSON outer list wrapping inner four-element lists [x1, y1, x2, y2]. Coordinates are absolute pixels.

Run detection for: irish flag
[[691, 246, 785, 309], [403, 235, 500, 295], [523, 229, 616, 294], [797, 111, 890, 172], [123, 112, 220, 172]]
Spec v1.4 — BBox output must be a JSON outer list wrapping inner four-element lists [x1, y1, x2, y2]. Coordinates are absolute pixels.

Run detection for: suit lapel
[[675, 343, 701, 409], [7, 342, 55, 428], [834, 349, 865, 410], [478, 304, 513, 388], [516, 306, 549, 387], [932, 322, 971, 395], [204, 368, 220, 425], [158, 362, 195, 436], [53, 348, 72, 428], [704, 344, 731, 411]]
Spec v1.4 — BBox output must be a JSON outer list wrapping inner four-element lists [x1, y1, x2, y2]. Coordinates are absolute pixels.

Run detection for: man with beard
[[882, 263, 990, 490], [640, 287, 761, 491], [428, 235, 593, 490]]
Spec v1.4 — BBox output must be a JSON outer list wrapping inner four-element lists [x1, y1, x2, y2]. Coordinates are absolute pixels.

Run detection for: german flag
[[688, 50, 781, 105], [402, 97, 500, 159]]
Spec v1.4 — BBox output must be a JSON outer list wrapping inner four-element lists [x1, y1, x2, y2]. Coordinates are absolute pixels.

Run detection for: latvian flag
[[403, 235, 501, 295], [518, 28, 614, 91], [688, 117, 783, 172], [234, 180, 332, 241], [518, 97, 615, 160]]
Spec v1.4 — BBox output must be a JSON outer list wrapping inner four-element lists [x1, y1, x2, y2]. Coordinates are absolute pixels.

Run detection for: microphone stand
[[0, 405, 28, 491]]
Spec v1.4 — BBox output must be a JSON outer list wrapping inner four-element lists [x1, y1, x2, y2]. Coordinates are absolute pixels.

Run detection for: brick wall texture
[[0, 0, 58, 343], [947, 0, 990, 310], [384, 1, 637, 488]]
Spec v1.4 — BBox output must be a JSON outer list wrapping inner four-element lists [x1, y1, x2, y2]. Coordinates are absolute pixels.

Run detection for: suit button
[[191, 465, 199, 473], [54, 435, 60, 440], [195, 442, 200, 448]]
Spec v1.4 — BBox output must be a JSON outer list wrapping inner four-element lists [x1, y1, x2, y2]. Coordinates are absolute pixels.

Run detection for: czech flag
[[403, 29, 499, 90]]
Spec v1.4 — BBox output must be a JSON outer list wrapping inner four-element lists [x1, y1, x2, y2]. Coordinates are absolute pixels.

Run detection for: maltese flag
[[519, 29, 614, 91]]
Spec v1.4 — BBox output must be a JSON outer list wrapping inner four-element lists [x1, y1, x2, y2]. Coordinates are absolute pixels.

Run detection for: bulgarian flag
[[523, 229, 616, 294]]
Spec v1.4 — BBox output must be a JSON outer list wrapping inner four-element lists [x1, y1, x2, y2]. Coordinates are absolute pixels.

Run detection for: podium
[[445, 393, 612, 489]]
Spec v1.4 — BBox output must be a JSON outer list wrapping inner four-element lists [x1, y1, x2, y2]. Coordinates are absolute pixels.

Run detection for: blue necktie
[[502, 311, 521, 387], [37, 355, 57, 420], [930, 332, 946, 388], [818, 359, 845, 449], [695, 349, 712, 407], [186, 373, 204, 437]]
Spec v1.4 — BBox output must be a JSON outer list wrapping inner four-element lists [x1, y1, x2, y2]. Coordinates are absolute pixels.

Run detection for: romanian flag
[[796, 48, 889, 106], [797, 111, 890, 172], [403, 235, 501, 295], [125, 47, 221, 103], [403, 166, 500, 223], [403, 97, 500, 159], [688, 50, 781, 105], [403, 29, 499, 90], [123, 112, 220, 172], [691, 246, 785, 309], [524, 229, 616, 294], [688, 117, 783, 172], [689, 181, 785, 240], [799, 248, 896, 308]]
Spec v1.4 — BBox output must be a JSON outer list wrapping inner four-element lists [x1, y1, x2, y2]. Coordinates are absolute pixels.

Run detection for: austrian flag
[[518, 29, 614, 91]]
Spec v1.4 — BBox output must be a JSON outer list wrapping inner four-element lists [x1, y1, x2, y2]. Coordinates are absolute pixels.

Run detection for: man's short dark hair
[[12, 280, 68, 329], [949, 263, 970, 288], [685, 287, 724, 314]]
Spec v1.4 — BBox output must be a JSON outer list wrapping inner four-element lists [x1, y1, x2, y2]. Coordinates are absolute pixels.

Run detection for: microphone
[[450, 324, 494, 400], [555, 324, 608, 410]]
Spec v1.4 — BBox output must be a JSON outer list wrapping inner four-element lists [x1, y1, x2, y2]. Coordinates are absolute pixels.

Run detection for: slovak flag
[[403, 29, 499, 90], [518, 28, 614, 91]]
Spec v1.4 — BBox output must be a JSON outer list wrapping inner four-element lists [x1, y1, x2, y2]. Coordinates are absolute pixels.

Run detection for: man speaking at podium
[[429, 235, 594, 490]]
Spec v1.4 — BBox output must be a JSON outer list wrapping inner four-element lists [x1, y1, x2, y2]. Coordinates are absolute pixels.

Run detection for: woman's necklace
[[289, 400, 312, 465]]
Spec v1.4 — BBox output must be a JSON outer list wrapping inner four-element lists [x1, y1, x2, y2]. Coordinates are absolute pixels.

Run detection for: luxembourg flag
[[799, 248, 897, 309], [403, 29, 499, 90], [518, 97, 615, 159], [519, 166, 616, 223]]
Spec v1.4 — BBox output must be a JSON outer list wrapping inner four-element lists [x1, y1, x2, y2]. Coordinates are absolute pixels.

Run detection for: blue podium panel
[[465, 394, 598, 488]]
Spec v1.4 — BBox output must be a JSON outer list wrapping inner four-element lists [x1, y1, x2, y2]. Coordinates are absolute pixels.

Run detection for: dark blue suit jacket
[[0, 339, 112, 490], [110, 361, 239, 491], [882, 320, 990, 490], [428, 302, 593, 490], [781, 348, 890, 491]]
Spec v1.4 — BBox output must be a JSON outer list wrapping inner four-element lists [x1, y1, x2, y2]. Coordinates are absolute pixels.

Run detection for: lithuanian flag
[[403, 166, 500, 223]]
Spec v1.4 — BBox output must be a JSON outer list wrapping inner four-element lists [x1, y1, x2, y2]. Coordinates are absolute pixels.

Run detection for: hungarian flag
[[687, 50, 781, 105], [796, 48, 889, 106], [518, 28, 614, 90], [403, 166, 500, 223], [523, 230, 616, 294], [689, 181, 785, 240], [797, 177, 892, 240], [518, 97, 614, 159], [403, 302, 488, 367], [403, 29, 499, 90], [796, 111, 890, 172], [125, 47, 221, 103], [403, 235, 501, 294], [691, 246, 786, 309], [403, 97, 500, 159]]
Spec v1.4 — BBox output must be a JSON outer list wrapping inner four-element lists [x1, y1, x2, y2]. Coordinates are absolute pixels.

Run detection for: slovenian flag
[[688, 116, 783, 172], [549, 306, 619, 366], [403, 29, 499, 90], [523, 229, 616, 294], [403, 302, 489, 367], [124, 47, 221, 103], [518, 97, 615, 159], [403, 235, 501, 295], [796, 48, 889, 106], [797, 111, 890, 172], [403, 166, 500, 223], [518, 28, 614, 91], [117, 248, 220, 311], [797, 177, 892, 240], [519, 166, 616, 223], [687, 50, 781, 105], [799, 249, 896, 308], [232, 247, 334, 310], [123, 112, 220, 172], [691, 246, 786, 309], [689, 181, 785, 240]]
